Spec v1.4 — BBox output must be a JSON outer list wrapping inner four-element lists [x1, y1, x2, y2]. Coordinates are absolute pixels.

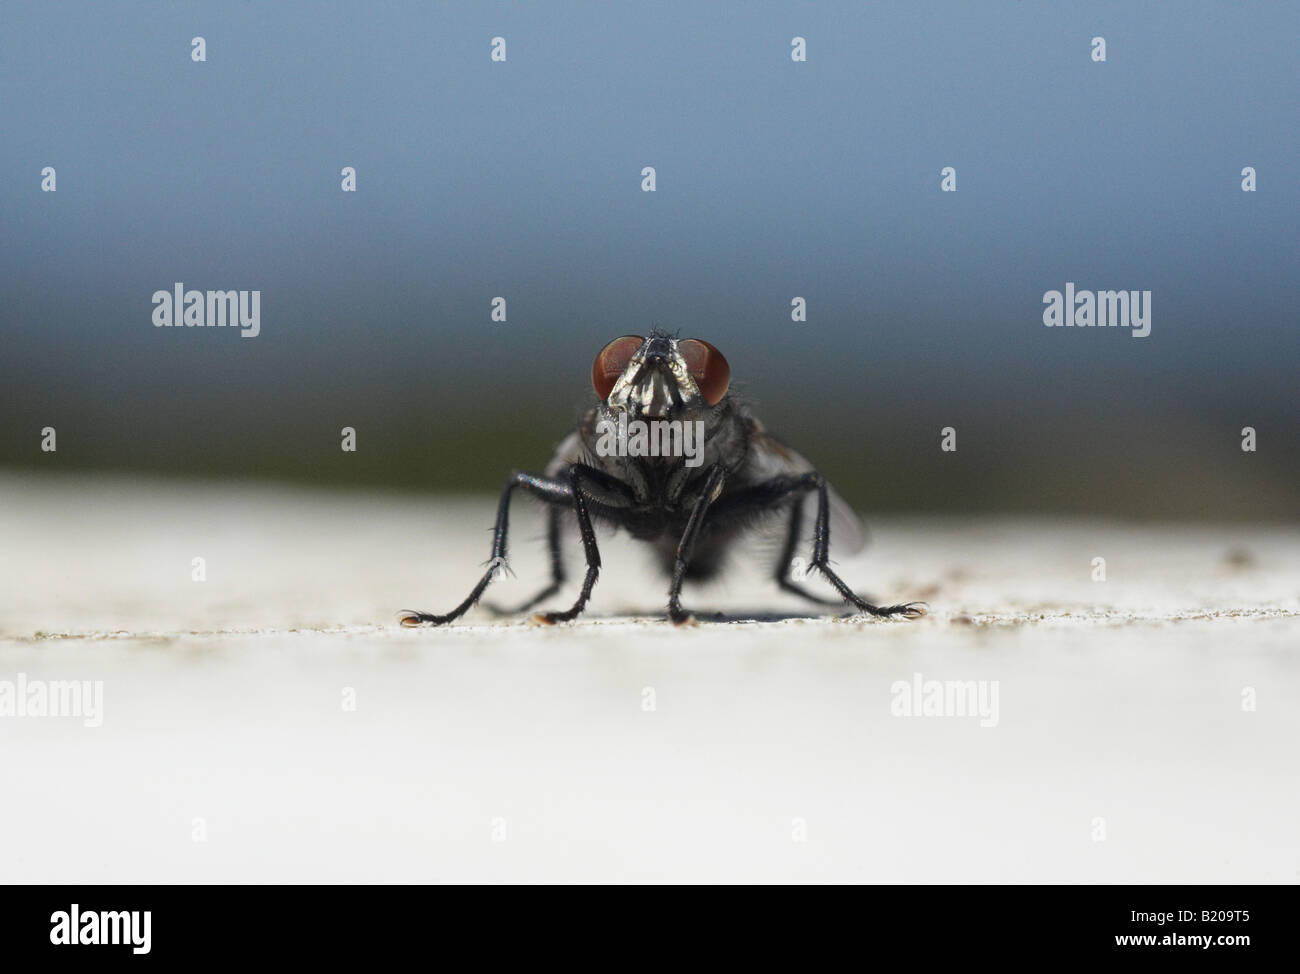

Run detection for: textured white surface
[[1, 472, 1297, 883]]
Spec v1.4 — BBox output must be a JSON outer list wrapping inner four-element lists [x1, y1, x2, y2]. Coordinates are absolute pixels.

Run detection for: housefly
[[400, 332, 926, 626]]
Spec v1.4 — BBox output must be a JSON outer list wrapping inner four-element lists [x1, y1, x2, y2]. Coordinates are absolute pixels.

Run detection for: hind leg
[[485, 504, 567, 615], [774, 500, 846, 607]]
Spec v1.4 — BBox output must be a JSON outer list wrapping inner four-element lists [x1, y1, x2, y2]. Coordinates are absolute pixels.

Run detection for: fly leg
[[802, 473, 925, 618], [775, 500, 846, 606], [399, 471, 572, 626], [665, 465, 727, 625], [485, 505, 567, 615], [533, 464, 634, 624], [711, 472, 926, 619]]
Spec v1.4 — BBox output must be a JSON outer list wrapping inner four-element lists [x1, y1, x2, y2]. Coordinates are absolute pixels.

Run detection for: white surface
[[1, 472, 1297, 883]]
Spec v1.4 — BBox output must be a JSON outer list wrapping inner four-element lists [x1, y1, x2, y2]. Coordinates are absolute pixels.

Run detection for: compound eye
[[678, 339, 731, 405], [592, 336, 645, 400]]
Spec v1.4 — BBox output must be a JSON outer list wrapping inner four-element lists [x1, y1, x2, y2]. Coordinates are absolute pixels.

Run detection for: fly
[[400, 332, 927, 626]]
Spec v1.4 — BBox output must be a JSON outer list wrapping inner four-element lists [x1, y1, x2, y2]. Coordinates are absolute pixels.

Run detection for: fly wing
[[745, 424, 868, 559]]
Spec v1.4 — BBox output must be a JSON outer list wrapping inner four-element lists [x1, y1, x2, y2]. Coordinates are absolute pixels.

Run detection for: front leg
[[666, 465, 727, 625]]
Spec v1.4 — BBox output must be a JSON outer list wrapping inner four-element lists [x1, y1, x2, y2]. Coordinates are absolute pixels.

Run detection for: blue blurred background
[[2, 1, 1295, 517]]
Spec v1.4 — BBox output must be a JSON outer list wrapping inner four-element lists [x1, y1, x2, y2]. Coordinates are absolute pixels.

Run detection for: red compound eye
[[678, 339, 731, 405], [591, 336, 645, 400]]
